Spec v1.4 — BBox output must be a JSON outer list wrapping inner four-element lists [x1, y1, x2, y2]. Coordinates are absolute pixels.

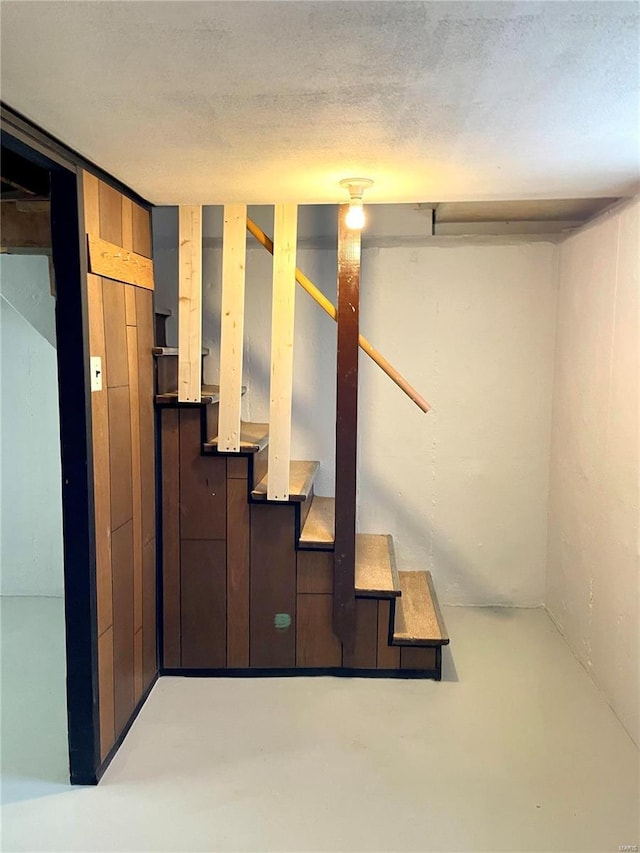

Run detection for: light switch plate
[[90, 356, 103, 392]]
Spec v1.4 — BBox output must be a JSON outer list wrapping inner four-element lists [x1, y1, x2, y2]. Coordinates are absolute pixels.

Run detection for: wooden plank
[[124, 288, 137, 326], [126, 325, 143, 632], [250, 504, 296, 667], [333, 204, 360, 651], [112, 519, 135, 735], [98, 626, 115, 760], [134, 627, 143, 703], [98, 180, 123, 246], [142, 537, 157, 687], [343, 598, 377, 669], [400, 646, 437, 670], [108, 386, 133, 532], [227, 457, 248, 479], [267, 203, 298, 500], [296, 594, 342, 667], [102, 278, 128, 387], [87, 273, 112, 635], [297, 550, 333, 595], [355, 534, 400, 598], [299, 496, 335, 549], [136, 287, 156, 547], [226, 477, 250, 667], [132, 202, 152, 258], [82, 171, 100, 236], [121, 196, 134, 251], [88, 234, 154, 291], [181, 540, 226, 668], [252, 460, 319, 502], [178, 205, 202, 402], [218, 203, 247, 452], [377, 600, 400, 669], [179, 408, 226, 540], [161, 409, 180, 668], [393, 571, 449, 645]]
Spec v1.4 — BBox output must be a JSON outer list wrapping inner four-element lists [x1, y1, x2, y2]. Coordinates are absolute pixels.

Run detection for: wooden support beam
[[218, 204, 247, 452], [87, 235, 154, 290], [333, 205, 360, 652], [267, 203, 298, 501], [178, 205, 203, 403]]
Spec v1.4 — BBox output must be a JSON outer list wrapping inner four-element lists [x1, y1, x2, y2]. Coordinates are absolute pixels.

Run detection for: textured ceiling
[[1, 1, 638, 205]]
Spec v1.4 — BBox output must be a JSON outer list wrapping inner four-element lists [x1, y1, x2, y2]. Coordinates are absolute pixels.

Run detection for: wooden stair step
[[393, 571, 449, 646], [204, 421, 269, 454], [355, 534, 400, 599], [251, 460, 319, 503], [299, 496, 335, 549], [155, 384, 247, 406]]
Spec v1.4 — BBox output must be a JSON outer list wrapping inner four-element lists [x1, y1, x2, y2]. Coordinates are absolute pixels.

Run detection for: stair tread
[[252, 460, 319, 502], [153, 346, 210, 356], [205, 421, 269, 454], [355, 534, 400, 599], [156, 384, 247, 406], [393, 571, 449, 646], [299, 496, 335, 548]]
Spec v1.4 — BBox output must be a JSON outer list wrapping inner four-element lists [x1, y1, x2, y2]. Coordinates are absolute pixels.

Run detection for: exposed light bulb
[[345, 201, 365, 230]]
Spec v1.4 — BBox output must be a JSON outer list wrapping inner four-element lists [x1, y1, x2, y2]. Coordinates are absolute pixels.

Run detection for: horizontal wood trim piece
[[88, 234, 154, 291]]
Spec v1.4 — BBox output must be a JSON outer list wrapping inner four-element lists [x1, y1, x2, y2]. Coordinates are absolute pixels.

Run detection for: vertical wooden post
[[178, 205, 202, 403], [267, 203, 298, 501], [218, 204, 248, 451], [333, 204, 360, 652]]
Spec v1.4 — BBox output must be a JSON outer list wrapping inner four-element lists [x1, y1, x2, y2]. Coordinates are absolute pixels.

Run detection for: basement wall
[[153, 207, 558, 607], [546, 197, 640, 746], [0, 255, 64, 597]]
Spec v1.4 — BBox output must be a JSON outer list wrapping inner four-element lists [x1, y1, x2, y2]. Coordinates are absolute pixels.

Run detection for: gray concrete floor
[[1, 597, 638, 852]]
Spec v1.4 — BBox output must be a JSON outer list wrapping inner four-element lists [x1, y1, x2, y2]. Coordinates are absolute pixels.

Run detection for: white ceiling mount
[[340, 178, 374, 230]]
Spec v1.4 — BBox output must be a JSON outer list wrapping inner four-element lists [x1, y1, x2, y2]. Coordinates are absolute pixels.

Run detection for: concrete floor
[[1, 597, 638, 853]]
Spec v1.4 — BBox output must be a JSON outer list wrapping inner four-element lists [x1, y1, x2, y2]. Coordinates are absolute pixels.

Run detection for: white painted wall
[[0, 255, 64, 597], [154, 207, 558, 607], [546, 198, 639, 746]]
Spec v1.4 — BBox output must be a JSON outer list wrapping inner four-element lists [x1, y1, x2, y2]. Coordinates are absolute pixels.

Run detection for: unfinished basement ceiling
[[1, 1, 638, 205]]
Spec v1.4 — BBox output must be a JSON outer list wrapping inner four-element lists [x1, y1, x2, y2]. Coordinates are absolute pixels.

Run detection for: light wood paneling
[[88, 235, 154, 291], [127, 325, 143, 632], [296, 594, 342, 667], [134, 627, 143, 703], [121, 197, 134, 250], [218, 203, 247, 452], [178, 205, 202, 402], [124, 288, 137, 326], [267, 203, 298, 500], [98, 181, 123, 246], [161, 409, 180, 668], [108, 386, 133, 532], [112, 520, 135, 734], [102, 278, 128, 388], [297, 550, 333, 595], [179, 408, 226, 540], [250, 504, 296, 667], [343, 598, 377, 669], [98, 626, 115, 760], [377, 600, 400, 668], [181, 540, 226, 668], [132, 202, 152, 258], [142, 537, 157, 687], [82, 172, 100, 236], [87, 273, 112, 635], [226, 476, 250, 667]]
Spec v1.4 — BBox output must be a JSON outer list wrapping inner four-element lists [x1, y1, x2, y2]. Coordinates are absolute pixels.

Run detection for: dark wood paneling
[[297, 550, 333, 594], [134, 628, 143, 703], [142, 537, 157, 687], [227, 456, 248, 479], [132, 202, 152, 258], [98, 626, 114, 761], [179, 408, 226, 540], [136, 287, 156, 547], [377, 600, 400, 669], [296, 594, 342, 667], [250, 504, 296, 667], [102, 278, 129, 388], [98, 180, 123, 246], [400, 646, 437, 670], [112, 520, 135, 734], [227, 477, 250, 667], [333, 204, 360, 652], [161, 409, 180, 668], [108, 386, 133, 532], [343, 598, 377, 669], [181, 540, 226, 668]]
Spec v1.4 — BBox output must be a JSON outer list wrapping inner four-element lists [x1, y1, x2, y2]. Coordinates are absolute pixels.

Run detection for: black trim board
[[162, 663, 442, 681]]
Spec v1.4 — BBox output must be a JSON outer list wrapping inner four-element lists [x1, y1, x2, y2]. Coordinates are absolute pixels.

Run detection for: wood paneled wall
[[83, 172, 157, 759]]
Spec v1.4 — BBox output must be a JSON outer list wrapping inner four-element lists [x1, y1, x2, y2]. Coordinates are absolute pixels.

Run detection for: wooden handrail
[[246, 217, 431, 414]]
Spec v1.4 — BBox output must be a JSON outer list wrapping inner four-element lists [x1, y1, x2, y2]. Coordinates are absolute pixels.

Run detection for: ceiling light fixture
[[340, 178, 373, 230]]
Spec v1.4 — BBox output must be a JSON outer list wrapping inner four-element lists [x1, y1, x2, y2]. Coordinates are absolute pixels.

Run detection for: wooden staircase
[[155, 345, 449, 678]]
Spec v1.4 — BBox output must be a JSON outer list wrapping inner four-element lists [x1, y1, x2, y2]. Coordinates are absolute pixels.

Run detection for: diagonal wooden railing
[[246, 217, 431, 414]]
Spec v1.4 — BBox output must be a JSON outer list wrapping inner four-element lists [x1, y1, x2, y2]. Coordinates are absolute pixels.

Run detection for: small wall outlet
[[90, 356, 103, 392]]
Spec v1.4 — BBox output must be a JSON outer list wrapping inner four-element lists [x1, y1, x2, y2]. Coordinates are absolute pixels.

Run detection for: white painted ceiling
[[1, 1, 638, 205]]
